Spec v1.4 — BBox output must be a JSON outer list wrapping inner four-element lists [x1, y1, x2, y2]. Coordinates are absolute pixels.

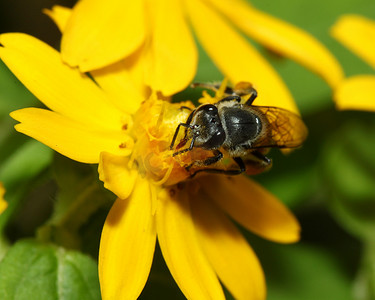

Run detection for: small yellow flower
[[1, 33, 300, 299], [45, 0, 343, 114], [0, 183, 7, 215], [331, 15, 375, 112]]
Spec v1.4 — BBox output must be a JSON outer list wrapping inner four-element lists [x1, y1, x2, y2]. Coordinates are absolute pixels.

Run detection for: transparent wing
[[252, 106, 308, 148]]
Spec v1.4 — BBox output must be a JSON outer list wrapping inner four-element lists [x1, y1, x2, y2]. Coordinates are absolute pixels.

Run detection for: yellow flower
[[0, 183, 7, 215], [1, 33, 300, 299], [45, 0, 343, 114], [331, 14, 375, 112]]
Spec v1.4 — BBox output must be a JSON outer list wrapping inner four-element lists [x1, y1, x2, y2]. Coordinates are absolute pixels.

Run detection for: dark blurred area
[[0, 0, 77, 49]]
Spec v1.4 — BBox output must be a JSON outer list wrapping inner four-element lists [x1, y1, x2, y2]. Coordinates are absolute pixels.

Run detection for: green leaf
[[246, 239, 353, 300], [258, 164, 318, 208], [0, 239, 101, 300], [0, 139, 52, 189], [49, 154, 102, 226], [354, 240, 375, 300], [322, 119, 375, 241], [266, 244, 352, 300], [0, 139, 53, 232], [0, 60, 38, 118], [37, 155, 113, 249], [194, 41, 222, 83], [0, 233, 10, 261], [0, 61, 50, 233]]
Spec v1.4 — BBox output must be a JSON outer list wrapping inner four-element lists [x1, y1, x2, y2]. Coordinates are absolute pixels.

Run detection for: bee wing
[[252, 106, 308, 149]]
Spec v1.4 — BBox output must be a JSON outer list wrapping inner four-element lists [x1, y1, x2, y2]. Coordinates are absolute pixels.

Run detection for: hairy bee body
[[170, 82, 308, 177]]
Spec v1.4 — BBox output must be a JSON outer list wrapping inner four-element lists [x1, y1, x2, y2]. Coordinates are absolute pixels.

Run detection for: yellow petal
[[191, 193, 266, 300], [331, 14, 375, 69], [98, 152, 138, 199], [201, 175, 300, 243], [11, 108, 133, 164], [0, 183, 7, 215], [334, 75, 375, 112], [91, 54, 147, 114], [43, 5, 71, 32], [61, 0, 145, 71], [186, 0, 298, 114], [144, 0, 198, 96], [99, 178, 156, 300], [207, 0, 343, 88], [0, 33, 124, 131], [156, 187, 225, 300], [45, 5, 147, 114]]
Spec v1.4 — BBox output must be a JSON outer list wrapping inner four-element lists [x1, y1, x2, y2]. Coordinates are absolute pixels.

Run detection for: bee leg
[[233, 157, 246, 173], [170, 123, 193, 151], [186, 149, 223, 171], [189, 156, 246, 178], [218, 95, 242, 103], [243, 151, 272, 175], [251, 150, 271, 164], [172, 136, 196, 157], [244, 88, 258, 106]]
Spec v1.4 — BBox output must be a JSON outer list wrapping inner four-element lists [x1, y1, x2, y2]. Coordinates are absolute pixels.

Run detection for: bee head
[[190, 104, 226, 149]]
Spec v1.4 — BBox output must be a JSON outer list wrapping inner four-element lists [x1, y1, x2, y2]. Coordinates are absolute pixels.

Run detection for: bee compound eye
[[204, 104, 216, 112]]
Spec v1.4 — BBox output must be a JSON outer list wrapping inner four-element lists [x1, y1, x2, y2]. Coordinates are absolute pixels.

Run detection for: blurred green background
[[0, 0, 375, 299]]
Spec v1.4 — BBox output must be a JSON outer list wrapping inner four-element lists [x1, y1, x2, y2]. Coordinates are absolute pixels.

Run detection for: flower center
[[129, 95, 195, 186]]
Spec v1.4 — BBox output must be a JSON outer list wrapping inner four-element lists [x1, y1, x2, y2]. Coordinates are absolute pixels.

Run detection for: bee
[[170, 82, 308, 177]]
